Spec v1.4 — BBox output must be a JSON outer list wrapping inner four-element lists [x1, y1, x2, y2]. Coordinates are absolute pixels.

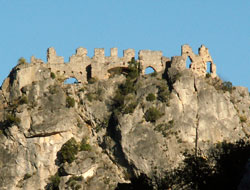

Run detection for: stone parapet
[[26, 45, 216, 83]]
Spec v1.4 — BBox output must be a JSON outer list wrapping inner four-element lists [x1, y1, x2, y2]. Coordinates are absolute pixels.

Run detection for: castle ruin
[[28, 45, 216, 83]]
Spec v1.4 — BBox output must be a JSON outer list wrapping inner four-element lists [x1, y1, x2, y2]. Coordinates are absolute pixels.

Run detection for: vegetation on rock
[[146, 93, 156, 102], [5, 113, 21, 126], [144, 107, 163, 123], [50, 72, 56, 79], [47, 173, 60, 190], [66, 96, 75, 108], [58, 138, 79, 164], [58, 137, 92, 164]]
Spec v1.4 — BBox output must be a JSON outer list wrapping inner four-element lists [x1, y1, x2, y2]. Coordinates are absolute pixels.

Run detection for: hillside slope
[[0, 60, 250, 190]]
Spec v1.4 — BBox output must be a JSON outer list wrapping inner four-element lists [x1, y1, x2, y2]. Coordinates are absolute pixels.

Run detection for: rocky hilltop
[[0, 46, 250, 190]]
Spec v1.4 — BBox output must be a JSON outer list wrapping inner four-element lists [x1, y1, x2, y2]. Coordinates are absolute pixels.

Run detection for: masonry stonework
[[182, 45, 216, 78], [28, 45, 216, 83]]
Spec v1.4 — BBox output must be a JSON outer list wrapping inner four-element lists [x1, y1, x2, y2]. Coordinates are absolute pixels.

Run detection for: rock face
[[0, 49, 249, 190]]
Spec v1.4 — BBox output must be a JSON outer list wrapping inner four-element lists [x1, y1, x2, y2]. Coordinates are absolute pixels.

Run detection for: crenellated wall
[[28, 45, 216, 83]]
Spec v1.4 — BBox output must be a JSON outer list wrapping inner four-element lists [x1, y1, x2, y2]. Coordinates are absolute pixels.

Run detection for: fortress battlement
[[28, 45, 216, 84]]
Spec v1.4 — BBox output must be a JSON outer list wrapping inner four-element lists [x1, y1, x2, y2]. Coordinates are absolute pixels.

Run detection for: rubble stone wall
[[28, 45, 216, 83]]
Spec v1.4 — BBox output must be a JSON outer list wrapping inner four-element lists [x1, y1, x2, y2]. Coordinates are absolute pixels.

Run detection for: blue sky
[[0, 1, 249, 89]]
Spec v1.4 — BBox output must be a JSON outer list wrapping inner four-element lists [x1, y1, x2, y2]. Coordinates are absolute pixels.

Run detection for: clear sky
[[0, 1, 249, 89]]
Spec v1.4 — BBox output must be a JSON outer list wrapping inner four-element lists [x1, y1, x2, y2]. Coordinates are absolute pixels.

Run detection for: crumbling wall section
[[139, 50, 164, 74], [91, 48, 135, 80], [181, 45, 217, 78], [47, 47, 64, 64], [26, 45, 216, 84]]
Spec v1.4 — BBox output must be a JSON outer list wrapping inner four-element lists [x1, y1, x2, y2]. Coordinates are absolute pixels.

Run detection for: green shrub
[[49, 85, 58, 94], [144, 107, 163, 123], [96, 118, 109, 132], [127, 57, 140, 80], [80, 138, 92, 151], [112, 61, 139, 113], [112, 92, 125, 109], [123, 101, 137, 114], [48, 173, 60, 190], [222, 81, 233, 93], [120, 80, 136, 95], [66, 176, 83, 190], [79, 88, 85, 92], [206, 73, 211, 78], [23, 173, 32, 180], [58, 138, 79, 163], [146, 93, 156, 102], [51, 72, 56, 79], [18, 57, 27, 65], [66, 96, 75, 108], [240, 115, 247, 123], [154, 120, 174, 137], [19, 96, 28, 104], [6, 114, 21, 125], [157, 85, 170, 103]]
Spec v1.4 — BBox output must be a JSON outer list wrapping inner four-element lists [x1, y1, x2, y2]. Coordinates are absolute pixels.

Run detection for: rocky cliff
[[0, 58, 250, 190]]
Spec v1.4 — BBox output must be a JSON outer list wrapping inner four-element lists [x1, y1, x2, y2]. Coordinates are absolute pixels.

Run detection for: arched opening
[[206, 62, 211, 73], [108, 67, 129, 78], [64, 77, 78, 84], [145, 66, 156, 75], [186, 56, 192, 68], [86, 65, 92, 80]]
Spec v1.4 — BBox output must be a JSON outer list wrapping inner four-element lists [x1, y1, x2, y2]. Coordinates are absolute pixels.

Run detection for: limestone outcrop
[[0, 46, 249, 190]]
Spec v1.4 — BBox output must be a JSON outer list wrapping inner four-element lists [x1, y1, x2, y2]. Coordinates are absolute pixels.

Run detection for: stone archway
[[144, 66, 156, 74], [186, 56, 192, 68], [107, 67, 130, 78], [64, 77, 79, 84], [206, 61, 212, 73]]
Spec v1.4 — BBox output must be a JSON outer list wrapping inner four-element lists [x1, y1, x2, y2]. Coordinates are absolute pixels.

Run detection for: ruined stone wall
[[27, 45, 216, 84], [181, 45, 216, 78], [139, 50, 166, 74]]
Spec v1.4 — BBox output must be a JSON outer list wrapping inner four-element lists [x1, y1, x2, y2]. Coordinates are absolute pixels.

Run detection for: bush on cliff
[[58, 138, 79, 164], [66, 96, 75, 108], [144, 107, 163, 123]]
